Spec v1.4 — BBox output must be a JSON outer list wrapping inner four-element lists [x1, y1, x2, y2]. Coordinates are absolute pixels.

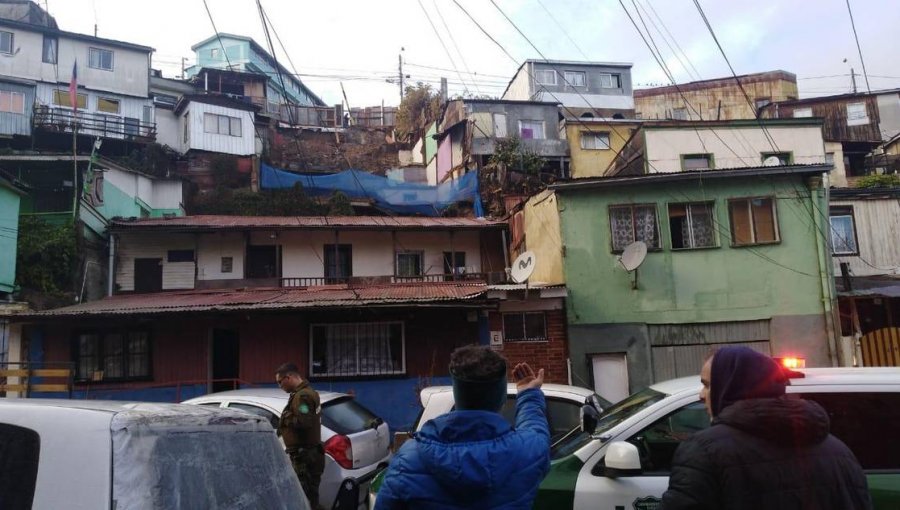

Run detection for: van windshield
[[593, 388, 667, 436]]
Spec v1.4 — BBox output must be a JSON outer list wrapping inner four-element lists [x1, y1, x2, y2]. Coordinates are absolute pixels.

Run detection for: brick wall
[[490, 309, 569, 384]]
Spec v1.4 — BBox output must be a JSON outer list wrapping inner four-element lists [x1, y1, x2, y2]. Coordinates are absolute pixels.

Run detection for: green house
[[0, 175, 25, 294]]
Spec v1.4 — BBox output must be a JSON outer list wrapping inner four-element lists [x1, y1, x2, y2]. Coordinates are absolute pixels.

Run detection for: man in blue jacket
[[375, 345, 550, 509]]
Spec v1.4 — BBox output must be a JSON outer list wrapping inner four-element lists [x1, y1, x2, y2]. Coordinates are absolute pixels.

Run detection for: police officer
[[276, 362, 325, 510]]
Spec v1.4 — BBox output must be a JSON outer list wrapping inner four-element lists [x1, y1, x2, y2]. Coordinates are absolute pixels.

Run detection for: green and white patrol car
[[371, 367, 900, 509]]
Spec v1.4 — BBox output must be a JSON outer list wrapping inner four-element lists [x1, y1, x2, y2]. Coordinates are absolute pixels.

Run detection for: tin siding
[[115, 233, 196, 292], [832, 199, 900, 277], [0, 80, 34, 136], [187, 102, 255, 155]]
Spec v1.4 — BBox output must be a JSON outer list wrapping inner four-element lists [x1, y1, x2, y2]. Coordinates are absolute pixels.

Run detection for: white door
[[592, 353, 629, 404], [493, 113, 507, 138]]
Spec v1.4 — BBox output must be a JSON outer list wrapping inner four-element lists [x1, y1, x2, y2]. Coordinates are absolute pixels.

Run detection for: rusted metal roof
[[109, 215, 506, 232], [20, 283, 490, 319]]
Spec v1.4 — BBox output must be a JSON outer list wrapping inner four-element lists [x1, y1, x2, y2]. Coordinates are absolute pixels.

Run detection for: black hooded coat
[[659, 347, 872, 510]]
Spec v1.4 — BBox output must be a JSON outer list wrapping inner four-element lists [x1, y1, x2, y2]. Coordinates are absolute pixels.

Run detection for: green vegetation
[[190, 184, 355, 216], [489, 136, 545, 176], [854, 174, 900, 188], [396, 82, 443, 142], [16, 217, 76, 296]]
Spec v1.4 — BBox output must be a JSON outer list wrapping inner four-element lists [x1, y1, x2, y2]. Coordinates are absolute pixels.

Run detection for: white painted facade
[[115, 228, 486, 291], [643, 124, 827, 173], [154, 108, 184, 152], [182, 101, 255, 155], [103, 166, 182, 210], [34, 82, 153, 139], [831, 198, 900, 277], [534, 91, 634, 110]]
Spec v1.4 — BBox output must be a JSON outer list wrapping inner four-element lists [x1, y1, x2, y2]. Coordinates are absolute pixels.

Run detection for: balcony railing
[[281, 272, 500, 288], [33, 105, 157, 143]]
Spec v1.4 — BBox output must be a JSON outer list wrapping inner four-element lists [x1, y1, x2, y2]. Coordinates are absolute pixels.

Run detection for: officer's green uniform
[[279, 380, 325, 509]]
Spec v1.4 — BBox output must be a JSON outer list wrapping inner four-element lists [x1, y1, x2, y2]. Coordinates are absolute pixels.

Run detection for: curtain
[[831, 216, 856, 253], [689, 204, 716, 248], [634, 205, 658, 248]]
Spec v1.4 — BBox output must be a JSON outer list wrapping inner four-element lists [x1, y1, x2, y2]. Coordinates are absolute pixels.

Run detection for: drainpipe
[[107, 234, 116, 296], [811, 173, 839, 366]]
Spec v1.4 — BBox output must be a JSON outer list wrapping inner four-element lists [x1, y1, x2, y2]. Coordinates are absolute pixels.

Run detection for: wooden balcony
[[33, 105, 157, 143]]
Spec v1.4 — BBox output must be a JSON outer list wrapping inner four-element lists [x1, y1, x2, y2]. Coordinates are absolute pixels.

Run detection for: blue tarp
[[261, 163, 485, 217]]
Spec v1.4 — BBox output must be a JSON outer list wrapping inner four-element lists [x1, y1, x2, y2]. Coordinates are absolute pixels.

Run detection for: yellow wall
[[522, 190, 565, 285], [566, 121, 640, 178]]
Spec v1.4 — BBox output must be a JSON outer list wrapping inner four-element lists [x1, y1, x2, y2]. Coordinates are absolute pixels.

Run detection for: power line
[[432, 0, 482, 96], [844, 0, 871, 94], [634, 0, 700, 82], [417, 0, 471, 95], [643, 0, 702, 80], [534, 0, 590, 61], [201, 0, 233, 71]]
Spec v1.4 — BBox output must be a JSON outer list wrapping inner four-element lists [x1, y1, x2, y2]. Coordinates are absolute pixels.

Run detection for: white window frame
[[395, 250, 424, 277], [535, 69, 557, 86], [581, 131, 611, 150], [793, 107, 813, 118], [829, 207, 858, 256], [564, 71, 586, 87], [309, 321, 406, 377], [599, 73, 620, 88], [0, 31, 13, 54], [203, 112, 242, 137], [88, 47, 114, 71], [97, 97, 121, 114], [52, 89, 87, 110], [608, 203, 661, 252], [0, 90, 25, 115], [518, 119, 545, 140], [846, 102, 868, 126]]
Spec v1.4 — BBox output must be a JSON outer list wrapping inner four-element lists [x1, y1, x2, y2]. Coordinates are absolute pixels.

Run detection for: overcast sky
[[46, 0, 900, 107]]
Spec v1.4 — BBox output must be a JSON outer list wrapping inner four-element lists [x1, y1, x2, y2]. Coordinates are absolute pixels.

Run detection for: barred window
[[503, 312, 547, 342], [311, 322, 405, 377], [75, 331, 151, 381]]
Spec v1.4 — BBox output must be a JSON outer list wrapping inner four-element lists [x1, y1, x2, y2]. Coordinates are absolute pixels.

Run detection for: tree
[[396, 82, 442, 142]]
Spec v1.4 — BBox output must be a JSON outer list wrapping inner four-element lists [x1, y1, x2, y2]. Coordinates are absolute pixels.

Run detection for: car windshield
[[592, 388, 667, 436], [323, 396, 382, 435]]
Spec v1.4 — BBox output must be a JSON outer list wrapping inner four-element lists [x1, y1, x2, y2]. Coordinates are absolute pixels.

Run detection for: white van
[[0, 399, 310, 510]]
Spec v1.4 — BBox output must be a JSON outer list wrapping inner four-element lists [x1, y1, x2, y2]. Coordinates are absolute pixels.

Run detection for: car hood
[[415, 410, 515, 495]]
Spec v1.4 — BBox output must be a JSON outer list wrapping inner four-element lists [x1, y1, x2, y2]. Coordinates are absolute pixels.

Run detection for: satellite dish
[[763, 156, 782, 167], [510, 251, 537, 284], [619, 241, 647, 272]]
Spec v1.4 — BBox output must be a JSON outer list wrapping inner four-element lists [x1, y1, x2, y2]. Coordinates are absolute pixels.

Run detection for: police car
[[371, 366, 900, 509]]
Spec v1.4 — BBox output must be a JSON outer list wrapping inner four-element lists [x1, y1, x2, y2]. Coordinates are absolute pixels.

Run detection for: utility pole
[[181, 57, 187, 80], [850, 67, 858, 94], [398, 51, 405, 103]]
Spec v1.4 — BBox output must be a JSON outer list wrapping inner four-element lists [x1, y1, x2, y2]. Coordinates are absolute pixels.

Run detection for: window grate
[[311, 322, 405, 377]]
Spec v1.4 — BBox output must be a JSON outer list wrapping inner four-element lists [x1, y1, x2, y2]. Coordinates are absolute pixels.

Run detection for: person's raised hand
[[513, 362, 545, 392]]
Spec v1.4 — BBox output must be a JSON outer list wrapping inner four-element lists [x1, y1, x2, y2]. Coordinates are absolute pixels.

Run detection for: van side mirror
[[580, 404, 600, 434], [604, 441, 643, 477]]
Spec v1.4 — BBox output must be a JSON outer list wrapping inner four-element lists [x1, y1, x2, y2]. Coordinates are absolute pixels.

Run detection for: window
[[846, 102, 868, 126], [0, 91, 24, 114], [598, 73, 620, 88], [800, 392, 900, 470], [167, 249, 194, 263], [825, 152, 835, 165], [672, 107, 688, 120], [324, 244, 352, 282], [681, 153, 713, 171], [210, 48, 220, 59], [183, 112, 190, 143], [75, 331, 151, 381], [519, 120, 544, 140], [42, 35, 57, 64], [97, 97, 120, 114], [829, 206, 858, 255], [142, 105, 153, 125], [246, 244, 279, 278], [442, 251, 467, 276], [0, 31, 12, 54], [503, 312, 547, 342], [228, 403, 278, 429], [625, 401, 709, 474], [396, 251, 423, 277], [535, 69, 557, 85], [52, 89, 87, 109], [88, 47, 114, 71], [761, 152, 792, 165], [581, 131, 610, 150], [564, 71, 586, 87], [493, 113, 507, 138], [153, 93, 177, 107], [754, 97, 771, 111], [221, 256, 233, 273], [668, 202, 716, 249], [310, 322, 405, 377], [0, 423, 40, 510], [203, 112, 242, 136], [793, 107, 813, 118], [609, 204, 660, 252], [728, 197, 779, 246]]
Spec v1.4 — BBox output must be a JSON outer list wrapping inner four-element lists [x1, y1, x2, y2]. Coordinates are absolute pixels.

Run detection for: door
[[592, 353, 629, 404], [324, 244, 352, 283], [134, 258, 162, 293], [211, 329, 239, 393]]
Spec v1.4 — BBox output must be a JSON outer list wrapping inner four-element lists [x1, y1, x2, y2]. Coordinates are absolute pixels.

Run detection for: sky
[[45, 0, 900, 107]]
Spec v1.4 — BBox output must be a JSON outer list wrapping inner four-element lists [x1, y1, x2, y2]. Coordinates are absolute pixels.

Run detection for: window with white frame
[[672, 107, 688, 120], [88, 47, 114, 71], [0, 31, 13, 54], [598, 73, 621, 88], [97, 97, 120, 114], [203, 112, 242, 136], [395, 251, 424, 277], [609, 204, 660, 252], [846, 102, 869, 126], [668, 202, 716, 249], [52, 89, 87, 109], [793, 107, 813, 118], [682, 153, 713, 171], [75, 331, 151, 381], [310, 322, 405, 377], [728, 197, 779, 246], [0, 91, 25, 114], [564, 71, 586, 87], [519, 119, 545, 140], [581, 131, 610, 150], [535, 69, 557, 85], [503, 312, 547, 342], [42, 36, 57, 64], [829, 206, 858, 255]]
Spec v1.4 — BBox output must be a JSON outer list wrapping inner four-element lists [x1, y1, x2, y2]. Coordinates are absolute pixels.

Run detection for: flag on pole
[[69, 60, 78, 113]]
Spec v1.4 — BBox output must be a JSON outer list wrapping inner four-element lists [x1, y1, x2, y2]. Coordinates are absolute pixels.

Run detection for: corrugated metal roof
[[109, 215, 506, 232], [22, 283, 490, 318]]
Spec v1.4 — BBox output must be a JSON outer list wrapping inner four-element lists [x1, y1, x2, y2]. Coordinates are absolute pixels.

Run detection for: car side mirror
[[589, 395, 605, 415], [604, 441, 643, 477], [580, 404, 600, 434]]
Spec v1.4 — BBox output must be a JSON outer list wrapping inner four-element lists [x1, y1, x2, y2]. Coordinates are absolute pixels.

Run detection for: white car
[[0, 399, 309, 510], [184, 388, 391, 510], [372, 367, 900, 509]]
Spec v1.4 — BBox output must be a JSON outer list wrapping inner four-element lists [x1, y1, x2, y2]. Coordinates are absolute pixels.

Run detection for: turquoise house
[[0, 175, 24, 294]]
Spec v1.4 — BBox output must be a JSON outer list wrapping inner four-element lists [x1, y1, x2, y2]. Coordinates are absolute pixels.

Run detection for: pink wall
[[437, 136, 453, 183]]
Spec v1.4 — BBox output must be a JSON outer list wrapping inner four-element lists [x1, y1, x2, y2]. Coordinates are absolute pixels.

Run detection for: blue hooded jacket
[[374, 388, 551, 510]]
